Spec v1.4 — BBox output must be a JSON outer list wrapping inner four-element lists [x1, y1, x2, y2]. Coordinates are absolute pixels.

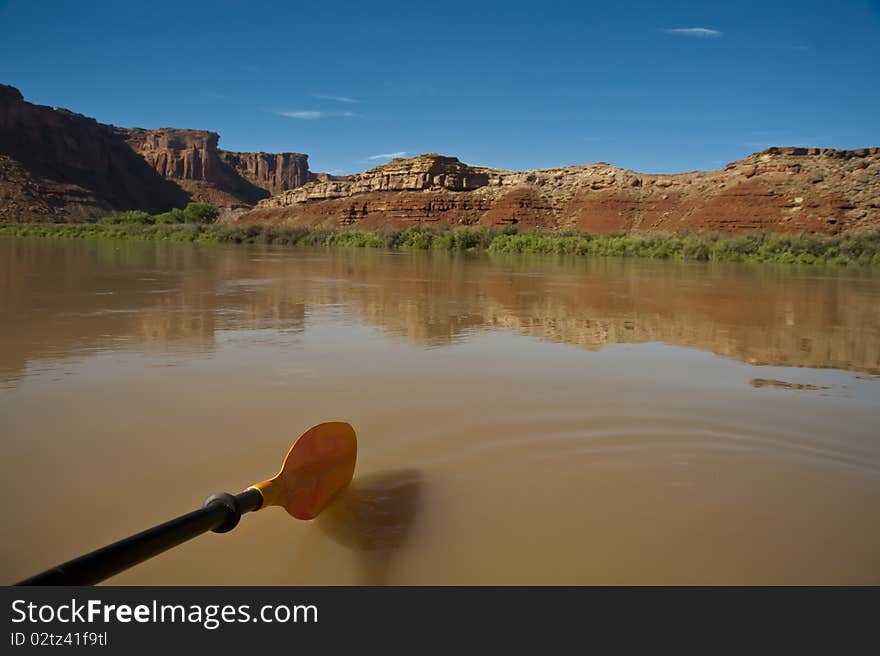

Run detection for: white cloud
[[277, 110, 359, 119], [367, 151, 407, 160], [313, 94, 359, 103], [663, 27, 722, 38], [279, 111, 323, 119]]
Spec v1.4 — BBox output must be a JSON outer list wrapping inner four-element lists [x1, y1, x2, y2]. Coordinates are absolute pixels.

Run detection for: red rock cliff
[[242, 150, 880, 235], [0, 84, 189, 221], [0, 84, 314, 220], [120, 128, 309, 207], [219, 151, 310, 194], [2, 84, 878, 232]]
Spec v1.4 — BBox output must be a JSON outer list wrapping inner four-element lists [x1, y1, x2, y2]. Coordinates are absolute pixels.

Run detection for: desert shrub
[[681, 235, 711, 261], [327, 231, 386, 248], [154, 208, 186, 224], [3, 221, 879, 267], [100, 210, 153, 225], [183, 203, 219, 224], [397, 227, 434, 250]]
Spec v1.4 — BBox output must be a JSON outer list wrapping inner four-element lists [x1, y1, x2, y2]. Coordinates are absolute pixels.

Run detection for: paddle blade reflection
[[315, 469, 422, 584]]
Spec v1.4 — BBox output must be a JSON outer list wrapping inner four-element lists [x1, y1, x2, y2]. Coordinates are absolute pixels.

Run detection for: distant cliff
[[0, 84, 189, 221], [244, 150, 880, 235], [120, 127, 310, 207], [0, 84, 313, 220], [2, 83, 878, 233], [219, 151, 310, 194]]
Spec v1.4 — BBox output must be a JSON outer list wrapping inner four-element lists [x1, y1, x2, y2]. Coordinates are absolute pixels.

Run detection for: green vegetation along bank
[[2, 218, 880, 266]]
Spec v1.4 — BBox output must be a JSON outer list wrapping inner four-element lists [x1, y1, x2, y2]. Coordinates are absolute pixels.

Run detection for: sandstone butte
[[1, 83, 878, 234], [244, 150, 880, 234]]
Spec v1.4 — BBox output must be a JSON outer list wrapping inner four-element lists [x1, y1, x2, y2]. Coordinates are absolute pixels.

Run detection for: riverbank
[[2, 222, 879, 266]]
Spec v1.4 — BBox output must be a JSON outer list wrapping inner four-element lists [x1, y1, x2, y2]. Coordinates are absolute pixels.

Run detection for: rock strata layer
[[0, 84, 190, 220], [244, 149, 880, 234], [121, 127, 310, 207], [219, 151, 310, 194], [2, 83, 878, 232], [0, 84, 313, 219]]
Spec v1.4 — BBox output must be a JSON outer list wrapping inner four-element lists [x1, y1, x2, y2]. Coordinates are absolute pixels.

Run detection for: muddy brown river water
[[1, 237, 879, 584]]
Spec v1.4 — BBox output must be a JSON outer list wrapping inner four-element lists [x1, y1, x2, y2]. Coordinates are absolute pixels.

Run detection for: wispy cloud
[[313, 93, 359, 103], [277, 110, 359, 119], [279, 111, 323, 119], [367, 151, 407, 160], [663, 27, 722, 38]]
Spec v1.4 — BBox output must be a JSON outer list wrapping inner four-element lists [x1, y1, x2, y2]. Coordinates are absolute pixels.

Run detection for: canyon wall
[[219, 151, 310, 194], [243, 150, 880, 235], [0, 84, 190, 221], [121, 127, 310, 207], [2, 83, 878, 232], [0, 84, 313, 220]]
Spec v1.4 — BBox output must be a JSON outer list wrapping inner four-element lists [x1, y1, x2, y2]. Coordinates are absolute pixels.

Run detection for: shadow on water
[[314, 469, 422, 585]]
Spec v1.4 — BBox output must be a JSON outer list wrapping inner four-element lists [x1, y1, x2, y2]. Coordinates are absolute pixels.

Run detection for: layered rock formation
[[121, 127, 310, 207], [245, 149, 880, 235], [0, 84, 313, 220], [0, 84, 190, 220], [219, 151, 310, 194], [2, 83, 878, 232]]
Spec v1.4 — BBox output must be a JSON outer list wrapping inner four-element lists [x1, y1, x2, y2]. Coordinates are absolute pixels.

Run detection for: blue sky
[[1, 0, 878, 174]]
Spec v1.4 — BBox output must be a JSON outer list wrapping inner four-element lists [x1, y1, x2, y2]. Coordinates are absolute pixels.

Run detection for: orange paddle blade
[[250, 422, 357, 520]]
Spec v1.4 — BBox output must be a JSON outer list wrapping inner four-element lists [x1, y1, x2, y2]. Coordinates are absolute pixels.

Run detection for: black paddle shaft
[[17, 489, 263, 586]]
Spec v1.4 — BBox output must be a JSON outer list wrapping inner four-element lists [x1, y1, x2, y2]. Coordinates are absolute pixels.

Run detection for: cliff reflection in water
[[1, 237, 879, 387]]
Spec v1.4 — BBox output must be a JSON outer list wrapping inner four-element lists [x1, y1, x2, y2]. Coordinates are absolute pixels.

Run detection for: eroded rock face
[[0, 155, 55, 222], [2, 83, 878, 232], [264, 154, 491, 204], [0, 85, 315, 220], [122, 128, 223, 181], [219, 151, 310, 194], [120, 128, 309, 207], [0, 84, 190, 220], [245, 149, 880, 235]]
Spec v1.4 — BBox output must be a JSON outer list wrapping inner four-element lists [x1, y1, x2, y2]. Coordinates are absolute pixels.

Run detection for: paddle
[[17, 421, 357, 586]]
